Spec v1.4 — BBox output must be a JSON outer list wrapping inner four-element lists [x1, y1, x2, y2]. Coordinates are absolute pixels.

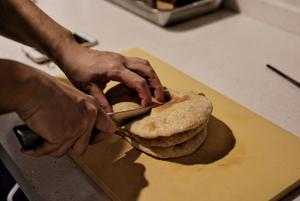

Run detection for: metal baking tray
[[106, 0, 223, 26]]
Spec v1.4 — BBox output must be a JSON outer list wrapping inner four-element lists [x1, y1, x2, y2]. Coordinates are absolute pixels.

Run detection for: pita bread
[[122, 122, 207, 147], [121, 127, 207, 159], [106, 85, 212, 159], [105, 84, 141, 112], [126, 90, 212, 138], [112, 102, 141, 112]]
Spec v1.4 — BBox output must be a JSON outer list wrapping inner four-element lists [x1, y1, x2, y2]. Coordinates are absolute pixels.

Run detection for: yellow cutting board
[[70, 48, 300, 201]]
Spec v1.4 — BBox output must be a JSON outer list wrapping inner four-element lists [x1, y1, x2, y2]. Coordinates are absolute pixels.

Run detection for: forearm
[[0, 59, 39, 114], [0, 0, 74, 61]]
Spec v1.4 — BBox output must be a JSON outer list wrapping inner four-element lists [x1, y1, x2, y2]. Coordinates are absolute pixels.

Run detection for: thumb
[[89, 129, 113, 144], [89, 83, 112, 112], [90, 108, 116, 144], [95, 107, 116, 134]]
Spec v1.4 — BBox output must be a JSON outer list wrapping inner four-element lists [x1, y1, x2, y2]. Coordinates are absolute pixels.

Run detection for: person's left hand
[[56, 43, 165, 112]]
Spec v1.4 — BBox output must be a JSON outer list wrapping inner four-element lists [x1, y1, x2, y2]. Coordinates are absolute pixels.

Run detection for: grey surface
[[0, 113, 110, 201]]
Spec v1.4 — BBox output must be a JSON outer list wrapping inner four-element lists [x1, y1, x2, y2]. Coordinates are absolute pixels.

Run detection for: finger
[[89, 129, 113, 144], [22, 142, 61, 157], [49, 138, 76, 158], [89, 83, 113, 112], [59, 79, 85, 95], [69, 101, 97, 156], [68, 124, 93, 156], [125, 60, 164, 102], [95, 107, 116, 134], [69, 113, 96, 156], [108, 67, 152, 106], [126, 57, 150, 65]]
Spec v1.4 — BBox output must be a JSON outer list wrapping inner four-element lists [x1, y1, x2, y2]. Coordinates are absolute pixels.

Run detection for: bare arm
[[0, 0, 73, 59], [0, 59, 36, 114], [0, 0, 164, 157], [0, 59, 115, 157], [0, 0, 165, 110]]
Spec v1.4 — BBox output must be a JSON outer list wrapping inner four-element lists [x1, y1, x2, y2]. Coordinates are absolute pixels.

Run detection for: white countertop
[[0, 0, 299, 200]]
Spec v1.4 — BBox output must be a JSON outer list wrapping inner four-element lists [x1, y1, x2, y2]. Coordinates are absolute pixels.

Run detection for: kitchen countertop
[[224, 0, 300, 36], [0, 0, 299, 200]]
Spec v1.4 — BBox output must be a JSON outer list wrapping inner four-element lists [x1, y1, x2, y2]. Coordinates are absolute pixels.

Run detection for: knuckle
[[51, 152, 64, 158], [148, 67, 155, 74], [156, 85, 164, 91], [69, 149, 78, 156], [115, 54, 125, 61], [48, 136, 64, 144], [87, 103, 97, 118], [81, 101, 97, 129], [134, 80, 148, 92], [31, 154, 43, 158], [88, 95, 97, 105], [109, 64, 123, 77], [144, 60, 150, 65], [110, 124, 117, 133], [29, 150, 45, 157], [72, 148, 86, 156], [138, 58, 150, 65], [108, 52, 123, 59], [135, 78, 147, 88], [145, 67, 156, 77]]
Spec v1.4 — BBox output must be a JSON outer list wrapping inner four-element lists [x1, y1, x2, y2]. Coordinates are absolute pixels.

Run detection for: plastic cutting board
[[70, 48, 300, 201]]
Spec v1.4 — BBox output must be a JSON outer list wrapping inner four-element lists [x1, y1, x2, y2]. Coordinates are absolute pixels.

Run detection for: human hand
[[16, 66, 116, 157], [56, 43, 165, 112]]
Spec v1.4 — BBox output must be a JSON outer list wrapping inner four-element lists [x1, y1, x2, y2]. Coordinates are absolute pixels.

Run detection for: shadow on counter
[[165, 9, 237, 32], [74, 135, 147, 201], [74, 115, 235, 201], [168, 116, 236, 165]]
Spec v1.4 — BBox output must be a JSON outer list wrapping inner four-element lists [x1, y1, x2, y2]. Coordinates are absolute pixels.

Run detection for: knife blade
[[13, 103, 161, 150]]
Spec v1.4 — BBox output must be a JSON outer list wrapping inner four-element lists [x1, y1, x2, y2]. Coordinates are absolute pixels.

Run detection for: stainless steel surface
[[106, 0, 222, 26]]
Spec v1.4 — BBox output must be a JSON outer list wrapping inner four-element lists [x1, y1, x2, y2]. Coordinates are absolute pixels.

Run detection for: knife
[[13, 103, 161, 150]]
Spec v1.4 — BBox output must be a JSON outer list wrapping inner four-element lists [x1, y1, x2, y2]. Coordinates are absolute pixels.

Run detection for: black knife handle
[[13, 124, 98, 151], [13, 125, 44, 150]]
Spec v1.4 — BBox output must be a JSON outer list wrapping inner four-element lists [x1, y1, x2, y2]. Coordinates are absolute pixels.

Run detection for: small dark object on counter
[[266, 64, 300, 89]]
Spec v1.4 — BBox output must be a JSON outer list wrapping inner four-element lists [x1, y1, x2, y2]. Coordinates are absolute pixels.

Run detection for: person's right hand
[[15, 65, 116, 157]]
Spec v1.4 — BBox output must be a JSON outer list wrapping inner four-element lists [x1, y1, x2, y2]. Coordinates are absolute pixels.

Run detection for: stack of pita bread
[[105, 84, 213, 159]]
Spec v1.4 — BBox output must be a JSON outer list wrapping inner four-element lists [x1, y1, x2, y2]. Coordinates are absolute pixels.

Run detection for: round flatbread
[[112, 102, 141, 113], [126, 90, 213, 138], [122, 122, 207, 147], [121, 127, 207, 159], [105, 84, 141, 112]]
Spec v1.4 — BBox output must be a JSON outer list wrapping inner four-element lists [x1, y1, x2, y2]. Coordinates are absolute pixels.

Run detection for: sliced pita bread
[[122, 122, 207, 147], [105, 84, 142, 112], [121, 127, 207, 159], [126, 90, 212, 138]]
